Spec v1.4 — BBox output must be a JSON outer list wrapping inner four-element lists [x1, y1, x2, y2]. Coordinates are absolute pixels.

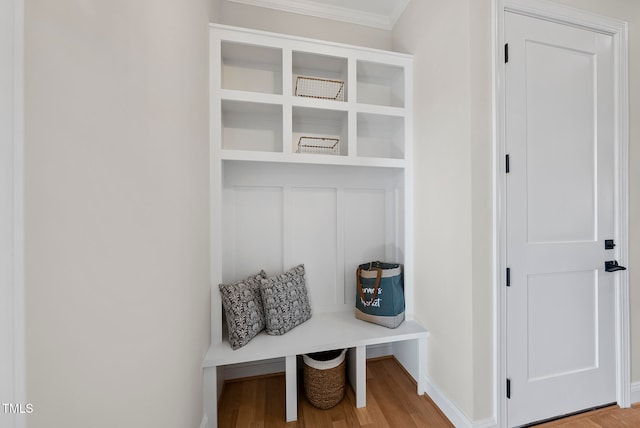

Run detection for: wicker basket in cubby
[[296, 136, 340, 155], [295, 76, 345, 101], [303, 349, 346, 409]]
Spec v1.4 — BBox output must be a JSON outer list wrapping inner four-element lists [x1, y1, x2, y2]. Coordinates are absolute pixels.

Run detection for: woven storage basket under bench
[[303, 349, 347, 409]]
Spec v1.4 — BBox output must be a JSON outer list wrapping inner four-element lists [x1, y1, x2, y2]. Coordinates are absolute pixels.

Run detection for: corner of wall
[[632, 382, 640, 404], [425, 375, 498, 428]]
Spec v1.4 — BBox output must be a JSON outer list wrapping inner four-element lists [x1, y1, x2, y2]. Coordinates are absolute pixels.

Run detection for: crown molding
[[226, 0, 409, 30]]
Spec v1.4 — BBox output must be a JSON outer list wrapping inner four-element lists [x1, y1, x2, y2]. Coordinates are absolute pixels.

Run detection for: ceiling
[[225, 0, 411, 30]]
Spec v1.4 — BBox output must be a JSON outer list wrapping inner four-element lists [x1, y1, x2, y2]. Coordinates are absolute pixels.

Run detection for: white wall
[[469, 0, 495, 419], [393, 0, 478, 421], [24, 1, 210, 427]]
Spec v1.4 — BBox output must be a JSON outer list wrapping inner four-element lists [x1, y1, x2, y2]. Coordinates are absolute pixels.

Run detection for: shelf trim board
[[203, 312, 428, 367], [210, 29, 224, 345], [290, 95, 349, 111], [282, 46, 292, 97], [281, 185, 292, 268], [285, 355, 297, 422], [219, 150, 406, 168], [356, 103, 405, 117], [402, 60, 414, 321], [218, 88, 283, 105], [347, 55, 358, 157], [282, 100, 293, 155], [348, 101, 358, 157], [335, 187, 346, 305], [203, 365, 219, 428], [218, 88, 405, 117], [353, 345, 367, 407], [218, 90, 405, 117]]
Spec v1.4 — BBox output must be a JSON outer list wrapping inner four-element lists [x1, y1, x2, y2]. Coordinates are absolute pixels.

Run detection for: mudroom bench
[[206, 23, 424, 428], [202, 311, 428, 427]]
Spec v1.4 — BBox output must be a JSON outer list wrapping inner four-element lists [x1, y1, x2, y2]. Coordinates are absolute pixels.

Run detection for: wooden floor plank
[[218, 357, 640, 427], [536, 404, 640, 428]]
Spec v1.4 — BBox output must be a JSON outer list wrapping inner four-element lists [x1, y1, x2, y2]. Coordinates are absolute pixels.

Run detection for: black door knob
[[605, 260, 627, 272]]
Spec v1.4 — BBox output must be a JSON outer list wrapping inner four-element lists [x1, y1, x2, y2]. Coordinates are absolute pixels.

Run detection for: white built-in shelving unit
[[204, 24, 426, 428]]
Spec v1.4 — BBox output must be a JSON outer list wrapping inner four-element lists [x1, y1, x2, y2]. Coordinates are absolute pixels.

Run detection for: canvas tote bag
[[355, 261, 405, 328]]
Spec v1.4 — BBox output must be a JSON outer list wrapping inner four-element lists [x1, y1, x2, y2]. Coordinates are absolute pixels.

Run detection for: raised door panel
[[525, 41, 596, 244]]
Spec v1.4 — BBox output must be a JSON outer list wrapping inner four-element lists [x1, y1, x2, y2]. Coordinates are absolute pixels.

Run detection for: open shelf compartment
[[221, 100, 283, 152], [357, 113, 405, 159], [221, 41, 283, 94], [357, 60, 405, 108], [292, 107, 348, 156], [293, 51, 348, 102]]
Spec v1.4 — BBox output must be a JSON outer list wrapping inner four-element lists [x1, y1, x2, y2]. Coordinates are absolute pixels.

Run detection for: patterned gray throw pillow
[[260, 264, 312, 335], [219, 271, 267, 350]]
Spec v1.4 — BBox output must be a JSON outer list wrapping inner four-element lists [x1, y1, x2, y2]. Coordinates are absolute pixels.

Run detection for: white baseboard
[[473, 417, 498, 428], [632, 381, 640, 404], [367, 343, 393, 359], [423, 375, 497, 428], [223, 357, 284, 380], [200, 414, 208, 428], [418, 379, 639, 428]]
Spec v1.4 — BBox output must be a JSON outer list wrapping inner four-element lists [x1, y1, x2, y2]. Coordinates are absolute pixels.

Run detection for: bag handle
[[356, 267, 382, 307]]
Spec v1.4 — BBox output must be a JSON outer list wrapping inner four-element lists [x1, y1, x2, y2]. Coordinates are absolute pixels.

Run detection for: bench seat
[[202, 311, 429, 428]]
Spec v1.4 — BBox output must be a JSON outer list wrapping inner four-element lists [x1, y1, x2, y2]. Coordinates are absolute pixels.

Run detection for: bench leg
[[417, 337, 427, 395], [348, 345, 367, 408], [203, 367, 217, 428], [285, 355, 298, 422]]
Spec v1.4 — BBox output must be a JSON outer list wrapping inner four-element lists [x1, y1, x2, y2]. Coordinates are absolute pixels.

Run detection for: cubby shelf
[[219, 149, 407, 168], [206, 23, 421, 428], [221, 40, 283, 94], [211, 24, 411, 163]]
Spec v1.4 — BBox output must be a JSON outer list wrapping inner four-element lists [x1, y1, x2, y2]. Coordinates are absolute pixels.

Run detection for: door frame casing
[[493, 0, 630, 426], [1, 0, 26, 426]]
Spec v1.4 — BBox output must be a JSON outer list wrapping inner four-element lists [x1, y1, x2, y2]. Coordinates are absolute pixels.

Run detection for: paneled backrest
[[221, 162, 404, 314]]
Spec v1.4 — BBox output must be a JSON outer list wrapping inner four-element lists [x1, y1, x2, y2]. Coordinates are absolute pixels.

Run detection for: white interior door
[[505, 11, 619, 427]]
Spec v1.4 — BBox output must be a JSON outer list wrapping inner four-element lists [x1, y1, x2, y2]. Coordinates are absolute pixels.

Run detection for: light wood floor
[[535, 403, 640, 427], [218, 356, 640, 427]]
